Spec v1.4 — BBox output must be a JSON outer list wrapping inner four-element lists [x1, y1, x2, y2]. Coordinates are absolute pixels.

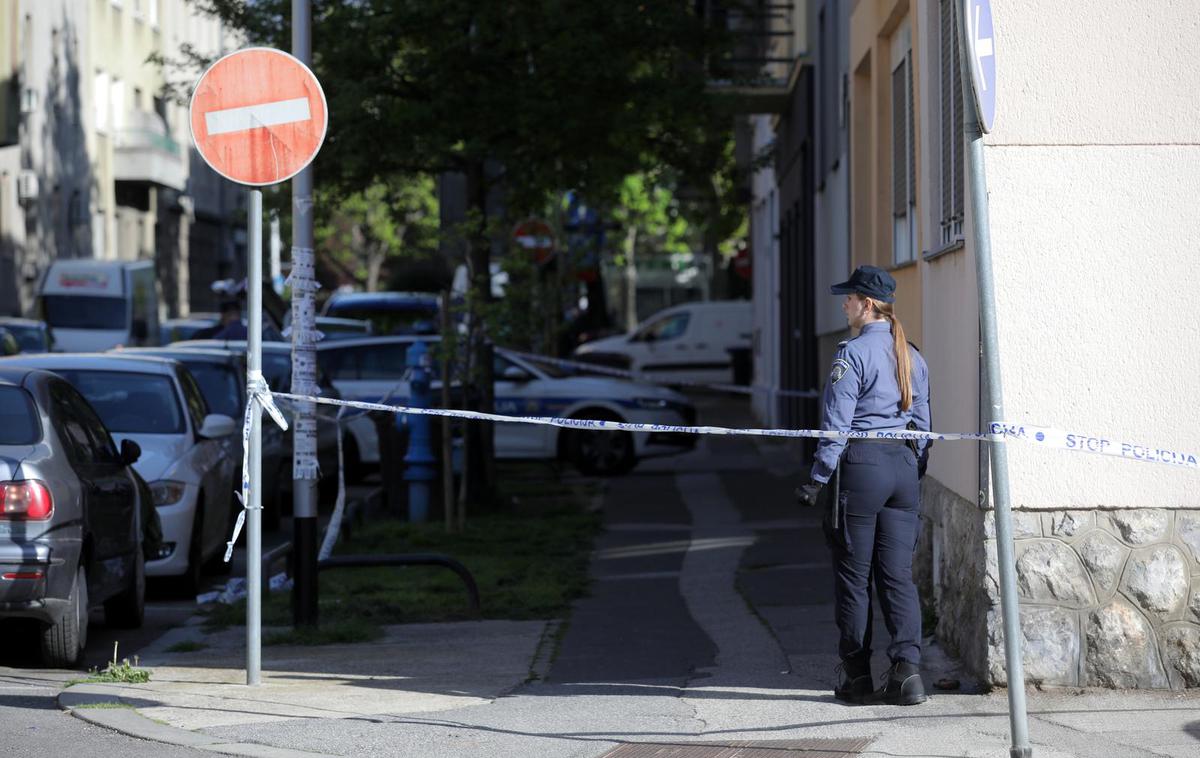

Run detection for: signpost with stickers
[[189, 45, 328, 686]]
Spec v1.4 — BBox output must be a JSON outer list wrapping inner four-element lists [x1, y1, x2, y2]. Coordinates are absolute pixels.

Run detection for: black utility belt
[[847, 437, 909, 446]]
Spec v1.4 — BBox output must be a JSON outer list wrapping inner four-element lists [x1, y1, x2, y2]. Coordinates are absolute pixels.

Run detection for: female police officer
[[799, 265, 930, 706]]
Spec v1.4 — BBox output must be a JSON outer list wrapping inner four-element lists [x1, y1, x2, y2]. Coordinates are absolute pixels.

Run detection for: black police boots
[[876, 661, 927, 705], [833, 661, 873, 704]]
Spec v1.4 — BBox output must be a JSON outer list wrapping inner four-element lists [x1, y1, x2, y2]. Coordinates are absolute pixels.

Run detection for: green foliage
[[87, 644, 150, 684], [194, 0, 735, 213], [315, 176, 439, 291]]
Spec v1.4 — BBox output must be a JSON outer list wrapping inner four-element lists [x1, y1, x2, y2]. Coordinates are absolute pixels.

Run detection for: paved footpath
[[58, 396, 1200, 757]]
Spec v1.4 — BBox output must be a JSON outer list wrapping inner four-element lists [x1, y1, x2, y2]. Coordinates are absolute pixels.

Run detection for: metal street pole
[[247, 188, 264, 686], [291, 0, 319, 627], [956, 2, 1031, 756]]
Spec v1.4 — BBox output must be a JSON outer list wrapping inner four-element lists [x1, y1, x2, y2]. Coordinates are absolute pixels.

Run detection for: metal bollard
[[403, 341, 436, 522]]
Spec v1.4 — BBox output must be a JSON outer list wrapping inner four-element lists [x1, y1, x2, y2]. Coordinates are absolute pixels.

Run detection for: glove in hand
[[796, 481, 822, 508]]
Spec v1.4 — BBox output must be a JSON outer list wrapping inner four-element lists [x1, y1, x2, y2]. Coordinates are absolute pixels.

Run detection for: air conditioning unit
[[16, 170, 38, 205]]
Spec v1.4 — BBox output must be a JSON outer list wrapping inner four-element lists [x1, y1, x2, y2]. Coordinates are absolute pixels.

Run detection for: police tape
[[223, 379, 1199, 561], [224, 371, 290, 563], [503, 348, 821, 399]]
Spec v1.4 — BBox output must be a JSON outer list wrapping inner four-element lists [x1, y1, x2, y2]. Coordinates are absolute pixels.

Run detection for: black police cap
[[830, 265, 896, 303]]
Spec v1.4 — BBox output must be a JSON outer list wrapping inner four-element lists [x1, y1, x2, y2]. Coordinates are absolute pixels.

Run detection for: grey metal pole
[[291, 0, 319, 626], [956, 3, 1031, 756], [247, 188, 264, 686]]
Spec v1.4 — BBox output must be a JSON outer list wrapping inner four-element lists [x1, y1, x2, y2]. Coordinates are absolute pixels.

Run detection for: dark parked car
[[0, 366, 153, 667]]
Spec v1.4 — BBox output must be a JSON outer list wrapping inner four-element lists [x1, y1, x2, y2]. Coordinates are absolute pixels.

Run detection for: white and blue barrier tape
[[224, 376, 1198, 561], [224, 371, 290, 563]]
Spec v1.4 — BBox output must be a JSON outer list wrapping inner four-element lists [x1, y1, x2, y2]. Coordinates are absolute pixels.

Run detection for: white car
[[0, 354, 238, 592], [316, 336, 697, 475], [573, 300, 752, 386]]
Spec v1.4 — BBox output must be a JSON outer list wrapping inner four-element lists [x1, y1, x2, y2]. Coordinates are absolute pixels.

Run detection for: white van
[[39, 259, 160, 352], [574, 300, 752, 385]]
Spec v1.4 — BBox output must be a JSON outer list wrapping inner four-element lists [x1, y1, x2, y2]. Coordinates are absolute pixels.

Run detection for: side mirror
[[501, 366, 532, 382], [120, 439, 141, 466], [198, 413, 237, 439]]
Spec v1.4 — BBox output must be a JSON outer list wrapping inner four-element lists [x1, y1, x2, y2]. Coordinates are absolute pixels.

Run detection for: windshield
[[0, 386, 41, 444], [3, 324, 48, 352], [324, 302, 438, 336], [179, 361, 242, 418], [43, 295, 127, 330], [54, 370, 185, 435]]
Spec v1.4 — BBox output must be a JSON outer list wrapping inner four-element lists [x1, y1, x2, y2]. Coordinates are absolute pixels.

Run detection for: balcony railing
[[702, 0, 809, 112]]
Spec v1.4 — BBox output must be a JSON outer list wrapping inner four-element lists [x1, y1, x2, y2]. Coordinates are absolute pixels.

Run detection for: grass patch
[[85, 643, 150, 684], [74, 701, 133, 710], [200, 476, 600, 642], [164, 640, 208, 654], [264, 619, 383, 646]]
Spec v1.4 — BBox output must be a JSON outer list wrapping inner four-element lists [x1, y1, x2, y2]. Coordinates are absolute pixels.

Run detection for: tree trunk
[[463, 159, 496, 506]]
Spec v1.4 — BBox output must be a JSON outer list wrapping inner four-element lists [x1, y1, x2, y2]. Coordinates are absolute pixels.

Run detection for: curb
[[58, 683, 336, 758]]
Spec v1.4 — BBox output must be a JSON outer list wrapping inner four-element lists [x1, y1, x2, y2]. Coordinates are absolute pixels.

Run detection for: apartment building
[[743, 0, 1200, 689], [0, 0, 241, 319]]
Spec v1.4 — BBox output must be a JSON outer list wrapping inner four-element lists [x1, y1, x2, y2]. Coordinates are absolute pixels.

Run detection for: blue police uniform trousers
[[832, 440, 922, 668]]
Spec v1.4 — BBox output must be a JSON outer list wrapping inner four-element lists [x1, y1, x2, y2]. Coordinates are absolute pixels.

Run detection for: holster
[[818, 462, 849, 552]]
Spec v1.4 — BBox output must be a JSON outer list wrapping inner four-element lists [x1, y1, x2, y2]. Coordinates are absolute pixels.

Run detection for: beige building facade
[[0, 0, 240, 320], [838, 0, 1200, 689]]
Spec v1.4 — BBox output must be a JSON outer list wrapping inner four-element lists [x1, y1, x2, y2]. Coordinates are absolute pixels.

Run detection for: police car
[[316, 336, 697, 475]]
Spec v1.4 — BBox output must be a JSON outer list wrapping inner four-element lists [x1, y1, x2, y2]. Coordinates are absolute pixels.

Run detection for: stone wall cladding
[[917, 481, 1200, 690]]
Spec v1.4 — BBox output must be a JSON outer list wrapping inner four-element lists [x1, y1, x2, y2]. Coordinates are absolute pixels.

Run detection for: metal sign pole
[[956, 2, 1031, 756], [291, 0, 320, 628], [247, 188, 264, 686]]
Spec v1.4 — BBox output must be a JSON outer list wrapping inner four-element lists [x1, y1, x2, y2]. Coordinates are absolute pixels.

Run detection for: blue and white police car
[[315, 336, 697, 475]]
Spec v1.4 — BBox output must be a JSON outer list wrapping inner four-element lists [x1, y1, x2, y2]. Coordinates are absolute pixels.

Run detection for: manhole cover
[[598, 737, 875, 758]]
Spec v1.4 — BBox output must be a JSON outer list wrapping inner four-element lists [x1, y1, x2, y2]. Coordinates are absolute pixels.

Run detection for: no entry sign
[[189, 47, 328, 186]]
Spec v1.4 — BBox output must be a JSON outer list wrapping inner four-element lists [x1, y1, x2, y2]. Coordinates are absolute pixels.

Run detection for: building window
[[891, 53, 915, 265], [94, 70, 109, 132], [110, 78, 125, 132], [939, 0, 965, 245]]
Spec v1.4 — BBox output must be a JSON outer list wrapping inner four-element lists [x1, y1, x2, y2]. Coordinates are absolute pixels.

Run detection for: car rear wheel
[[566, 415, 636, 476], [42, 564, 88, 668], [104, 547, 145, 628]]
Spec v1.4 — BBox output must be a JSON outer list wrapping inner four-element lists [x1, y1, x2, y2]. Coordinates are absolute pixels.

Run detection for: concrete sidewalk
[[57, 398, 1200, 757]]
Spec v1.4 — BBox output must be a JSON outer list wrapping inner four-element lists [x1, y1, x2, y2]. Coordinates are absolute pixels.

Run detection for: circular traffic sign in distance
[[189, 47, 328, 186]]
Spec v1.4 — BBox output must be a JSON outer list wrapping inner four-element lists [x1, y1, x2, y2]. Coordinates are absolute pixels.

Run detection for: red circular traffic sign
[[512, 219, 556, 264], [189, 47, 328, 186]]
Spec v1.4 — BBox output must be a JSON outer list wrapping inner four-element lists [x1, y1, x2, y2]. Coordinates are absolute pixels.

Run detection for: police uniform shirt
[[811, 321, 930, 483]]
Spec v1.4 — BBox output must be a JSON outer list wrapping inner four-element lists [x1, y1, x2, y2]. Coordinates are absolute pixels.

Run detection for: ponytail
[[867, 298, 913, 411]]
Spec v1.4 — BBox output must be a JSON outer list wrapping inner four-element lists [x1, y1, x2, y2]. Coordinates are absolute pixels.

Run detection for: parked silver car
[[0, 366, 150, 667], [0, 354, 238, 594]]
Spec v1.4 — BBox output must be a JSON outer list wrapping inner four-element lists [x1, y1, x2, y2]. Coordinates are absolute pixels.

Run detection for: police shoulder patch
[[831, 357, 852, 384]]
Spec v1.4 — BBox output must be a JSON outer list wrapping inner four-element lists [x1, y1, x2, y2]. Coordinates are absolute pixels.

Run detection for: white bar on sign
[[205, 97, 311, 136]]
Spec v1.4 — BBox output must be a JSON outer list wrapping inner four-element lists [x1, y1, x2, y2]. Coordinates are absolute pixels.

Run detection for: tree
[[315, 176, 437, 292], [195, 0, 737, 500]]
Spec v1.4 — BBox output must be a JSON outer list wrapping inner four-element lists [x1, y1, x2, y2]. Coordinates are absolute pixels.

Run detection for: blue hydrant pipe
[[403, 341, 436, 523]]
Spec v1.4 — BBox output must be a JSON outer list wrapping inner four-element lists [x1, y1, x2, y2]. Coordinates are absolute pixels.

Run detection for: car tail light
[[0, 481, 53, 520]]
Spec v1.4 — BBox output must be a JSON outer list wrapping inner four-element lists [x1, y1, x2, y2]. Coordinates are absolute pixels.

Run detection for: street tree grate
[[598, 737, 875, 758]]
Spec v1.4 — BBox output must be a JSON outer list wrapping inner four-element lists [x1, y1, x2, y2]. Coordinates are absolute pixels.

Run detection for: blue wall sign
[[962, 0, 996, 133]]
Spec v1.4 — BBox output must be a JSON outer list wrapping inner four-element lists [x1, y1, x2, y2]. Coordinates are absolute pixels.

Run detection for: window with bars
[[939, 0, 965, 246], [891, 52, 915, 265]]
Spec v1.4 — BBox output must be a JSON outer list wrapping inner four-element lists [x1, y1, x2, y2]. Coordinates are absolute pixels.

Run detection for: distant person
[[797, 265, 931, 706], [194, 301, 248, 340]]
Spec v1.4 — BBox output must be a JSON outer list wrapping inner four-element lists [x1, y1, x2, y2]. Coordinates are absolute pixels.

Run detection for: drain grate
[[598, 737, 875, 758]]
